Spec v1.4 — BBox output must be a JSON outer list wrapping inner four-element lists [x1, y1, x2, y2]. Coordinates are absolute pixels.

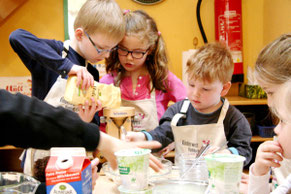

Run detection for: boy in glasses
[[9, 0, 125, 123], [9, 0, 125, 176]]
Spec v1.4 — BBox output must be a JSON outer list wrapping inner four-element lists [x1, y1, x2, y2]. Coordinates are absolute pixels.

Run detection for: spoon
[[120, 126, 127, 141], [210, 141, 229, 154], [180, 143, 211, 179]]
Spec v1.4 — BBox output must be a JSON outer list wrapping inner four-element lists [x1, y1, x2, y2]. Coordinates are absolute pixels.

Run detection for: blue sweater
[[9, 29, 100, 124], [9, 29, 99, 100]]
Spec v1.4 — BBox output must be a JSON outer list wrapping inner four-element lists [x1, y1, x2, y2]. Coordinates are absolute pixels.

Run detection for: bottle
[[64, 76, 121, 109]]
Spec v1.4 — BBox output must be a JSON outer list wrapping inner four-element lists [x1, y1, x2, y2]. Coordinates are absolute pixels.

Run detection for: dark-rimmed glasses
[[117, 46, 148, 59], [84, 32, 116, 54]]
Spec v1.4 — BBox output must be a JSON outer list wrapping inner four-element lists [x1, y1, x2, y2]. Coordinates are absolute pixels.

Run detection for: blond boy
[[127, 42, 252, 165]]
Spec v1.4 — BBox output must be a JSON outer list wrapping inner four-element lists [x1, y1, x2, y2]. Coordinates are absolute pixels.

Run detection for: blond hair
[[255, 34, 291, 85], [272, 80, 291, 121], [106, 10, 169, 92], [186, 42, 234, 83], [74, 0, 125, 41]]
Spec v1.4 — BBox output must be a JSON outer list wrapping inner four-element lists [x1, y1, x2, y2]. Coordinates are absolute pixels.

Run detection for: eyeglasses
[[117, 46, 148, 59], [84, 32, 116, 54]]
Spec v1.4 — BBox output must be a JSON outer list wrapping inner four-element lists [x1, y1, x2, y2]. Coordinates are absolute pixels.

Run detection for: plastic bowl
[[118, 183, 154, 194], [152, 179, 208, 194], [102, 158, 172, 184]]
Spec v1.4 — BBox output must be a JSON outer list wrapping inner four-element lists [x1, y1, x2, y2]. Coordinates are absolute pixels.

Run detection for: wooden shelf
[[0, 146, 19, 150], [226, 96, 267, 106], [251, 135, 273, 142]]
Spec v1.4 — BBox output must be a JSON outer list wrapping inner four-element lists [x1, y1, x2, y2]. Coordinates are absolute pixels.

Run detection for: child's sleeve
[[99, 73, 114, 84], [224, 106, 253, 166], [167, 71, 187, 102], [148, 102, 182, 151], [9, 29, 73, 76]]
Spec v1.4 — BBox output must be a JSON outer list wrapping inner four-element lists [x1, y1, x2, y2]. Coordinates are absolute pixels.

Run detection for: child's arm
[[125, 132, 147, 142], [252, 141, 283, 176], [248, 141, 283, 194], [9, 29, 93, 89], [224, 106, 253, 165]]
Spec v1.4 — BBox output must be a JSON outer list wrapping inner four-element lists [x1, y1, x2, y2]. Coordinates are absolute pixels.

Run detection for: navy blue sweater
[[9, 29, 99, 100], [9, 29, 100, 124]]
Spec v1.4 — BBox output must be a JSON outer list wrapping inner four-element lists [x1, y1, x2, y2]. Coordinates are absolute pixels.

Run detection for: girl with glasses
[[100, 10, 186, 148]]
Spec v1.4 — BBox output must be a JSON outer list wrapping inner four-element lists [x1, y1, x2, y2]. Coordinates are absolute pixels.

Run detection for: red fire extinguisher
[[215, 0, 244, 82]]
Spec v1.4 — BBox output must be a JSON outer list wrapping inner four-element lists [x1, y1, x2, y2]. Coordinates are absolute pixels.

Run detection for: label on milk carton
[[46, 148, 92, 194]]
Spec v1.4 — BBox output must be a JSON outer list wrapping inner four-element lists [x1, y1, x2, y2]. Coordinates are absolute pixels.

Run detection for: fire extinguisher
[[215, 0, 244, 82]]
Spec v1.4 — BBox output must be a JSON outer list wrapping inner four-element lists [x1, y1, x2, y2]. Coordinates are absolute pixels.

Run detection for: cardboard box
[[45, 148, 92, 194]]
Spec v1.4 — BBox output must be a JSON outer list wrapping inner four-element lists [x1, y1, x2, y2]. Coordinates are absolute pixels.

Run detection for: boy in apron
[[126, 42, 252, 166], [9, 0, 126, 175]]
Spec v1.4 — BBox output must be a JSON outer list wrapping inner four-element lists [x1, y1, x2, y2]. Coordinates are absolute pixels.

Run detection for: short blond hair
[[255, 34, 291, 85], [74, 0, 125, 41], [186, 42, 234, 83]]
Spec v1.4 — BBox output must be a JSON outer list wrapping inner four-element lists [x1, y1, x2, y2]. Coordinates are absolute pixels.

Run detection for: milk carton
[[45, 148, 92, 194]]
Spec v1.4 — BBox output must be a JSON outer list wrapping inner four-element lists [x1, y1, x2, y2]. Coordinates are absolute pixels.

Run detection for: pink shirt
[[100, 71, 187, 120]]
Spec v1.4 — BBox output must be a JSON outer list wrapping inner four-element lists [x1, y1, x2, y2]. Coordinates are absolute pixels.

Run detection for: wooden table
[[93, 174, 119, 194], [93, 170, 248, 194]]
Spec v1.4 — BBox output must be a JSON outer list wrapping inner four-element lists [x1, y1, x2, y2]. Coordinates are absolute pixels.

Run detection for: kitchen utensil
[[180, 144, 210, 179]]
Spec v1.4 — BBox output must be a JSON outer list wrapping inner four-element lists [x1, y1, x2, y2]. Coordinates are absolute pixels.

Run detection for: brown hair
[[33, 156, 50, 182], [74, 0, 125, 42], [186, 42, 234, 83], [255, 34, 291, 85], [105, 10, 169, 92]]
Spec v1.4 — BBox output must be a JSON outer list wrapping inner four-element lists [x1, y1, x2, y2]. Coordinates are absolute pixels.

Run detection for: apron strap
[[171, 99, 190, 126], [217, 98, 229, 124], [62, 40, 70, 59]]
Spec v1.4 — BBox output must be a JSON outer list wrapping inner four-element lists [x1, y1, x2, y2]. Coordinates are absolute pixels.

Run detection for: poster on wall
[[63, 0, 106, 77], [0, 76, 32, 96]]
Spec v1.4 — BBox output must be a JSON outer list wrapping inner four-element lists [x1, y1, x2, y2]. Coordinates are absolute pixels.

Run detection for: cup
[[178, 153, 208, 182], [0, 172, 40, 193], [115, 148, 151, 190], [204, 154, 246, 194]]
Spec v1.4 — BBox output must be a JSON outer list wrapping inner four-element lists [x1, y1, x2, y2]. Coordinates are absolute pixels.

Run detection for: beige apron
[[121, 88, 159, 132], [21, 40, 80, 175], [172, 99, 229, 164]]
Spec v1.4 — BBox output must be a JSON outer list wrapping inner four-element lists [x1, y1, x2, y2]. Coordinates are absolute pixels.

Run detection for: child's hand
[[91, 158, 99, 190], [253, 141, 283, 176], [125, 131, 146, 142], [98, 132, 163, 172], [78, 98, 102, 123], [158, 142, 175, 156], [69, 65, 94, 90]]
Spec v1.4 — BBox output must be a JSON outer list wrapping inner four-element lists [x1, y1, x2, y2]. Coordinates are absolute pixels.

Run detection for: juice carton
[[45, 148, 92, 194]]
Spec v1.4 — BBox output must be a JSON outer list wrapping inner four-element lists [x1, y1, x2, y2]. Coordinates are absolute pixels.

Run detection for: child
[[248, 33, 291, 192], [9, 0, 125, 175], [100, 10, 186, 132], [9, 0, 125, 123], [248, 80, 291, 194], [254, 34, 291, 108], [126, 42, 252, 165]]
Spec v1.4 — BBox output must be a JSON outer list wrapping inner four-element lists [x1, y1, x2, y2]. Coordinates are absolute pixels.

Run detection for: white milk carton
[[45, 148, 92, 194]]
